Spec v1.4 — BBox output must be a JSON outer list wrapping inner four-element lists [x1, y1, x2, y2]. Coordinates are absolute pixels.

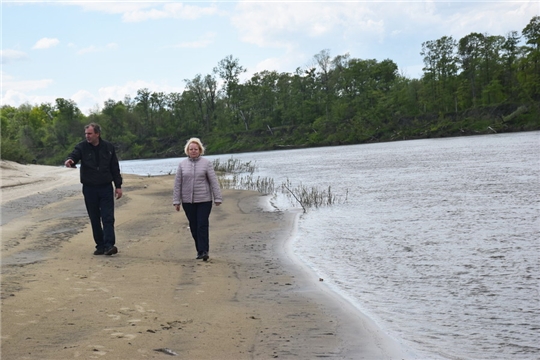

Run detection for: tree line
[[1, 16, 539, 165]]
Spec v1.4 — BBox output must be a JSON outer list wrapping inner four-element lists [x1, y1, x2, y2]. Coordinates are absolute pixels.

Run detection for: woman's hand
[[174, 204, 181, 211]]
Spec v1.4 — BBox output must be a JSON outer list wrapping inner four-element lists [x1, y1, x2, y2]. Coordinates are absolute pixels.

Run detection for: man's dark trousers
[[83, 183, 116, 251]]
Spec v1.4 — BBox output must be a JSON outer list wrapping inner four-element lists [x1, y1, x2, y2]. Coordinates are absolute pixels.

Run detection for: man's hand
[[115, 188, 123, 200], [65, 159, 75, 168]]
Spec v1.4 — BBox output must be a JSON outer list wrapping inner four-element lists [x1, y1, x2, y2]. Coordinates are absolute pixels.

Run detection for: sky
[[2, 1, 538, 115]]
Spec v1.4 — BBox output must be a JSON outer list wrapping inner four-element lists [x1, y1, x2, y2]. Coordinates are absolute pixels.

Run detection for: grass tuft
[[215, 159, 347, 212]]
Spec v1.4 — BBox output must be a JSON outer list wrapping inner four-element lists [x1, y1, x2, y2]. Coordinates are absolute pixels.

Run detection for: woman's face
[[187, 143, 201, 158]]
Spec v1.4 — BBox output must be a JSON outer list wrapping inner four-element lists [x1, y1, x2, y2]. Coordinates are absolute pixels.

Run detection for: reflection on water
[[121, 132, 540, 359]]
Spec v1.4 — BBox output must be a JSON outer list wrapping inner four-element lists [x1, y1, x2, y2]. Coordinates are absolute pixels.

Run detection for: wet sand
[[1, 160, 414, 359]]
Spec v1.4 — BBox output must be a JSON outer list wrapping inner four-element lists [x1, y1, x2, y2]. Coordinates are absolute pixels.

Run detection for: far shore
[[1, 160, 416, 359]]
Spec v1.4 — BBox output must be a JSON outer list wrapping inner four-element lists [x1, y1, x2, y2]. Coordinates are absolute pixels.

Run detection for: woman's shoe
[[202, 252, 209, 261]]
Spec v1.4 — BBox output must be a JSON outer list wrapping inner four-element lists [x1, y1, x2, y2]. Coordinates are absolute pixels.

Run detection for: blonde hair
[[184, 137, 205, 156]]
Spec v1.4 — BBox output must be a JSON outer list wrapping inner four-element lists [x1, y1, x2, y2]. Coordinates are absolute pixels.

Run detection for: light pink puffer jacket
[[173, 156, 222, 205]]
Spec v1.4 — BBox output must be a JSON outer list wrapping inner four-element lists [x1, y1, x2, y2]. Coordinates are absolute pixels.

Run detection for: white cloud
[[71, 2, 154, 15], [1, 72, 185, 115], [2, 76, 53, 92], [1, 90, 28, 107], [1, 89, 56, 108], [122, 3, 218, 22], [231, 2, 383, 48], [123, 8, 168, 22], [231, 1, 537, 50], [251, 58, 284, 75], [171, 32, 216, 48], [1, 73, 55, 107], [0, 72, 54, 107], [442, 2, 538, 40], [163, 3, 219, 20], [33, 37, 60, 49], [98, 80, 184, 102], [374, 1, 537, 43], [400, 64, 424, 79], [69, 80, 186, 115], [1, 49, 28, 64], [250, 53, 308, 78], [78, 46, 99, 55], [71, 1, 219, 22], [77, 43, 117, 55], [71, 89, 100, 114]]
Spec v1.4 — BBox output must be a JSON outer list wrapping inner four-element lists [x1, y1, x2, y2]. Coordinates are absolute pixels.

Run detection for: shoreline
[[1, 160, 415, 359], [278, 208, 417, 359]]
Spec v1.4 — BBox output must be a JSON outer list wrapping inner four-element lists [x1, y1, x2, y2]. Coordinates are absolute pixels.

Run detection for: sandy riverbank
[[1, 160, 414, 359]]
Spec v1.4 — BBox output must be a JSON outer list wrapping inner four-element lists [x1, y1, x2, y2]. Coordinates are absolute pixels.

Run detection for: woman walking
[[173, 138, 222, 261]]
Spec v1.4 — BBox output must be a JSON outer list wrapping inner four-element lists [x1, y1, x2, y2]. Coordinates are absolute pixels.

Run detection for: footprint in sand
[[86, 345, 107, 357], [110, 332, 137, 340], [15, 319, 38, 326], [107, 304, 156, 323], [134, 303, 156, 313]]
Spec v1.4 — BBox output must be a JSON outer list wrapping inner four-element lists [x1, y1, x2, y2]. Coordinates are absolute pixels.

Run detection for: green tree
[[184, 73, 219, 133], [501, 31, 522, 102], [520, 15, 540, 101], [40, 98, 85, 163], [421, 36, 459, 112], [134, 88, 152, 137], [149, 91, 170, 137], [459, 32, 485, 107], [313, 49, 334, 123], [214, 55, 246, 130], [481, 35, 505, 105], [0, 105, 33, 162]]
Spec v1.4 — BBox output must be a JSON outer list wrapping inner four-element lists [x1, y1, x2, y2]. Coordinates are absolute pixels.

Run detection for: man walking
[[65, 123, 122, 256]]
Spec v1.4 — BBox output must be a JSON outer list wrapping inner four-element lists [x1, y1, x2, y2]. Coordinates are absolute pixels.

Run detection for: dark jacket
[[67, 139, 122, 188]]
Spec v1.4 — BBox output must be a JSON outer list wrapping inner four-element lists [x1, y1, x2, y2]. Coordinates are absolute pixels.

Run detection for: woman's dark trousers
[[82, 183, 116, 251], [182, 201, 213, 255]]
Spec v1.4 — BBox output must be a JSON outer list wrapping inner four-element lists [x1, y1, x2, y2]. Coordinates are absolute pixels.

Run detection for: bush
[[0, 138, 34, 163]]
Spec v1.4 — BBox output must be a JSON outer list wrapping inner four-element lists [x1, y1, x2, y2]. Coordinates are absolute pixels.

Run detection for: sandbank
[[1, 160, 416, 359]]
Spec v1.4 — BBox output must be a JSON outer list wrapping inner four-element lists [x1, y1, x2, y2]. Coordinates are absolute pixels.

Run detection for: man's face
[[85, 127, 99, 145]]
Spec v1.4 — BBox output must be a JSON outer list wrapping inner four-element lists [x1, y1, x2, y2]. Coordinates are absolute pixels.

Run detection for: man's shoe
[[94, 249, 105, 255], [202, 252, 209, 261], [196, 254, 203, 259], [104, 246, 118, 256]]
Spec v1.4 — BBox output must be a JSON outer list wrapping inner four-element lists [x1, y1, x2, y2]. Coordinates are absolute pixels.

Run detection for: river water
[[120, 132, 540, 360]]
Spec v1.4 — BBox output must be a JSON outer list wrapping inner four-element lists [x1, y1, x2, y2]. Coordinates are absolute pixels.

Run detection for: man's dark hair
[[85, 123, 101, 135]]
